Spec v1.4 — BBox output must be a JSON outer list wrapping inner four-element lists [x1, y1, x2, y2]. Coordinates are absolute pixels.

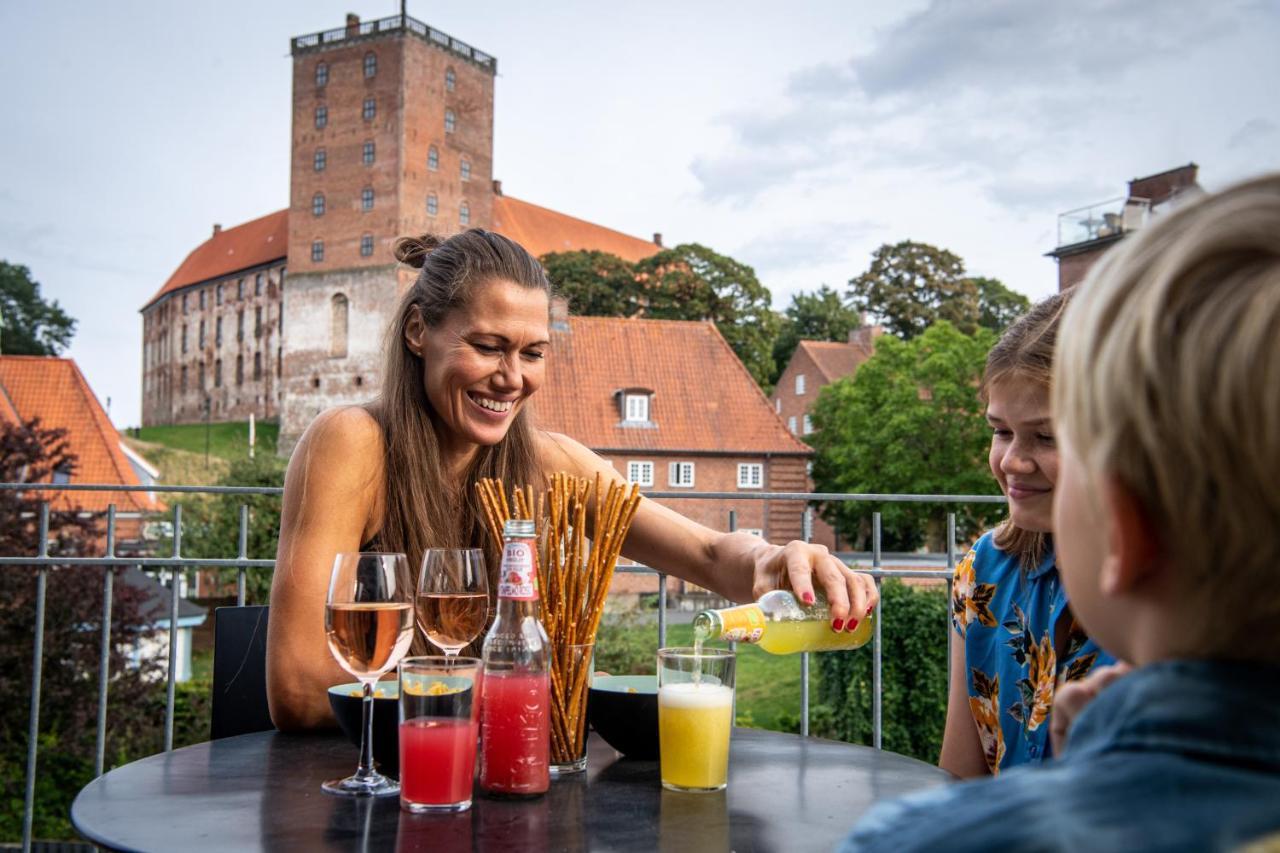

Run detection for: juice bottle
[[692, 590, 875, 654], [479, 519, 550, 797]]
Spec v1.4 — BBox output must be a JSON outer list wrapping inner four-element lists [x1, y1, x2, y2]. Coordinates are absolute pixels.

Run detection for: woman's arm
[[537, 432, 877, 626], [266, 407, 385, 731], [938, 636, 989, 778]]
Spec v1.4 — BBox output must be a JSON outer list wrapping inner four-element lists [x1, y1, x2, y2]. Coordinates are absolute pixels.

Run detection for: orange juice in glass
[[657, 647, 735, 792]]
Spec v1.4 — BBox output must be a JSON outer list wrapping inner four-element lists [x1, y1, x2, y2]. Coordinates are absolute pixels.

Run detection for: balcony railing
[[3, 482, 1004, 851], [1056, 196, 1150, 249], [290, 13, 497, 72]]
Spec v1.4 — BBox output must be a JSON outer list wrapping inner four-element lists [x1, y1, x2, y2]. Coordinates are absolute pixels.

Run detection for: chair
[[210, 605, 275, 740]]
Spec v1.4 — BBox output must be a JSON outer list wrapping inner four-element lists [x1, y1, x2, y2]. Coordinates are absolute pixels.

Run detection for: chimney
[[653, 232, 663, 247], [492, 179, 503, 196], [346, 13, 361, 34], [1128, 163, 1199, 207], [212, 224, 222, 236]]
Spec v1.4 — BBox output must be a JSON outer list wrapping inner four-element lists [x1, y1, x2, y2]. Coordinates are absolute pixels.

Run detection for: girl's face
[[409, 279, 550, 466], [986, 377, 1058, 533]]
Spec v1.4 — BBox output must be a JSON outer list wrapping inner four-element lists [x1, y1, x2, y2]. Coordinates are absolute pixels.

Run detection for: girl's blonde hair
[[1055, 173, 1280, 654], [981, 290, 1075, 569]]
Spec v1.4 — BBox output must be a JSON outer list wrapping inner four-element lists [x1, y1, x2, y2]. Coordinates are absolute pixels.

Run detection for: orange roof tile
[[0, 356, 157, 513], [493, 195, 660, 264], [798, 340, 875, 384], [531, 316, 809, 454], [143, 209, 288, 309]]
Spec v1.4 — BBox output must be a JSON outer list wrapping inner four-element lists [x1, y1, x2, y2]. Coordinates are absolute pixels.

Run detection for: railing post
[[657, 572, 667, 650], [237, 504, 249, 606], [165, 505, 182, 752], [95, 505, 117, 778], [22, 503, 51, 853], [872, 511, 882, 751], [946, 512, 956, 695]]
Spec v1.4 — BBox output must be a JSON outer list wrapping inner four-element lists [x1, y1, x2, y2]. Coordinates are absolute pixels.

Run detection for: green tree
[[971, 275, 1031, 335], [0, 262, 76, 355], [540, 250, 641, 317], [637, 243, 780, 388], [848, 241, 978, 340], [771, 285, 863, 384], [809, 321, 1003, 549]]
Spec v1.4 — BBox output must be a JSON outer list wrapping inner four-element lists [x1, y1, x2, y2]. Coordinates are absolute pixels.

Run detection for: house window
[[627, 461, 654, 487], [311, 240, 324, 262], [51, 467, 71, 486], [214, 358, 223, 388], [255, 306, 263, 337], [216, 284, 224, 305], [360, 234, 374, 256], [803, 414, 813, 435], [312, 193, 325, 216], [363, 97, 376, 121], [180, 365, 188, 393], [363, 51, 377, 78], [255, 273, 263, 296], [215, 317, 223, 347], [624, 393, 649, 422], [363, 140, 375, 165], [428, 146, 439, 171], [362, 187, 374, 210], [669, 462, 695, 488], [445, 67, 455, 91], [199, 320, 206, 348], [198, 361, 205, 389], [181, 293, 188, 314], [460, 201, 470, 226], [315, 62, 329, 87], [444, 110, 455, 133], [460, 159, 471, 181], [277, 347, 282, 376], [253, 351, 262, 380], [788, 416, 797, 433], [426, 193, 438, 216], [237, 310, 244, 342], [315, 105, 327, 129], [181, 325, 188, 354], [737, 463, 763, 489], [314, 148, 326, 171], [235, 354, 244, 386], [331, 293, 349, 358], [199, 289, 206, 309], [237, 279, 245, 300], [795, 374, 806, 395]]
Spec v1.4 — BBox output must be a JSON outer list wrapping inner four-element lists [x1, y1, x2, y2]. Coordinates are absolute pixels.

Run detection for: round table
[[72, 729, 949, 851]]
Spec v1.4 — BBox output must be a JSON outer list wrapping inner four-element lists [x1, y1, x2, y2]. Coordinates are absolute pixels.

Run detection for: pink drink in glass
[[399, 717, 478, 808]]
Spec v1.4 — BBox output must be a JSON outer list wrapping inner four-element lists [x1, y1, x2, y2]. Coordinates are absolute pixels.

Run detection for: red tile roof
[[798, 339, 875, 384], [531, 316, 809, 454], [0, 356, 157, 513], [493, 195, 660, 263], [143, 209, 288, 309]]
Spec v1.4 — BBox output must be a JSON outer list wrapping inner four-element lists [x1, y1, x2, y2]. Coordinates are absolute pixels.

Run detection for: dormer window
[[624, 393, 650, 423]]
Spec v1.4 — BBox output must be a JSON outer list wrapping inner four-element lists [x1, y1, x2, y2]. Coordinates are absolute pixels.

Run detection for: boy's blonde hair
[[1054, 173, 1280, 651]]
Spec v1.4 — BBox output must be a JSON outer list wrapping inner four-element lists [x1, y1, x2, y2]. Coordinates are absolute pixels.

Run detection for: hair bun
[[393, 234, 444, 269]]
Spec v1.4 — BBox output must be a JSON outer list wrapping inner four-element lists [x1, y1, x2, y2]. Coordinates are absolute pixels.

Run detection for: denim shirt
[[840, 659, 1280, 853]]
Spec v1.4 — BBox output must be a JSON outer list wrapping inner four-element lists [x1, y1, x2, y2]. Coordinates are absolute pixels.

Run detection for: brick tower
[[280, 11, 497, 449]]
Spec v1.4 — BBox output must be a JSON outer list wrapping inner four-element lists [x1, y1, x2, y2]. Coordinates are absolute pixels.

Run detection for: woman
[[267, 229, 878, 729]]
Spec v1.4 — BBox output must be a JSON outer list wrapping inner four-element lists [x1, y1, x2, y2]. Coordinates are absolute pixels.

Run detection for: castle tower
[[280, 11, 497, 449]]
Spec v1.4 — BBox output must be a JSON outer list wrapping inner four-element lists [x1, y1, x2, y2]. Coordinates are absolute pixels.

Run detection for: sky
[[1, 0, 1276, 428]]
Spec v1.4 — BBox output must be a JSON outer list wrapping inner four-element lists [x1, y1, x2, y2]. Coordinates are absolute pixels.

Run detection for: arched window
[[314, 148, 326, 171], [427, 146, 439, 171], [444, 110, 455, 133], [363, 52, 377, 78], [315, 105, 327, 129], [315, 62, 329, 87], [445, 67, 456, 91], [330, 293, 349, 358], [362, 140, 375, 165], [363, 97, 376, 121], [311, 240, 324, 262], [460, 201, 470, 226], [426, 193, 438, 216], [460, 159, 471, 182], [312, 193, 325, 216], [360, 234, 374, 257]]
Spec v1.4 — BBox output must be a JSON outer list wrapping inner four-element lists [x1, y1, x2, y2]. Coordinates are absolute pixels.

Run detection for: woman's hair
[[1055, 173, 1280, 653], [980, 289, 1075, 569], [369, 228, 553, 652]]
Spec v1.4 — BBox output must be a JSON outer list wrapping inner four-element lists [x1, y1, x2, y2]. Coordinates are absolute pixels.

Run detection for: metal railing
[[290, 13, 497, 71], [4, 482, 1003, 852]]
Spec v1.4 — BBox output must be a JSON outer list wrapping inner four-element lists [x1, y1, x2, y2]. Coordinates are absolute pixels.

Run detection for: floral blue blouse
[[951, 531, 1114, 774]]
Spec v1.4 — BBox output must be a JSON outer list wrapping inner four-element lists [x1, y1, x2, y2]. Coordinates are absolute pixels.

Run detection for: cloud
[[739, 218, 883, 277], [1228, 117, 1278, 149]]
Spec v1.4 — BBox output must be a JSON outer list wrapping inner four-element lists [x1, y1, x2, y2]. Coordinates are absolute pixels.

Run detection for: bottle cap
[[503, 519, 536, 538]]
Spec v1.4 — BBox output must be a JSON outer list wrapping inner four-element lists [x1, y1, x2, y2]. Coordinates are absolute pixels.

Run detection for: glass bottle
[[692, 590, 875, 655]]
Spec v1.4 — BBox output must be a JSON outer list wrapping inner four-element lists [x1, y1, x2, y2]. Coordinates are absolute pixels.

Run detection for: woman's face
[[410, 278, 550, 462], [986, 378, 1058, 533]]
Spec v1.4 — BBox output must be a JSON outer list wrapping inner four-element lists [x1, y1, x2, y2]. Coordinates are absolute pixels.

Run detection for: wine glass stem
[[357, 679, 377, 780]]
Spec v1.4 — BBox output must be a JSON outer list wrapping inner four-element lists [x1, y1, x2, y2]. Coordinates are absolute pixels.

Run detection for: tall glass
[[416, 548, 490, 656], [657, 647, 736, 793], [323, 552, 413, 797], [398, 656, 481, 813]]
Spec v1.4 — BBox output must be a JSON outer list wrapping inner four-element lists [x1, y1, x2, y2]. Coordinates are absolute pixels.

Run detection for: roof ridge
[[66, 359, 149, 510], [501, 194, 656, 250]]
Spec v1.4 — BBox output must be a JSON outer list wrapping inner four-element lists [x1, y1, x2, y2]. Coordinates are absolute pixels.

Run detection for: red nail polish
[[832, 618, 844, 632], [866, 604, 874, 617], [802, 591, 815, 605], [847, 619, 859, 633]]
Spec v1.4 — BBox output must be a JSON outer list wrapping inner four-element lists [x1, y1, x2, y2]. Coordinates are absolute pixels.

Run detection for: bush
[[815, 579, 949, 762]]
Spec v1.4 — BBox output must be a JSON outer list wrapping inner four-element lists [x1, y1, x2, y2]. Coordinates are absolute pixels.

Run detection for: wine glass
[[416, 549, 490, 657], [323, 552, 413, 797]]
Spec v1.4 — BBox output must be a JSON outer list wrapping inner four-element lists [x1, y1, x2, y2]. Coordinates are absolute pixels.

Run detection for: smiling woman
[[265, 229, 879, 731]]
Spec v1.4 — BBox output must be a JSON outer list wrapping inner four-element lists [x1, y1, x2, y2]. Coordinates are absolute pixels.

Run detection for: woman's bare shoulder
[[290, 407, 384, 481], [534, 430, 620, 481]]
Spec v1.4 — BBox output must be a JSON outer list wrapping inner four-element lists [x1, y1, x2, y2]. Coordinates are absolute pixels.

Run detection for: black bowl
[[588, 675, 658, 760], [328, 682, 401, 774]]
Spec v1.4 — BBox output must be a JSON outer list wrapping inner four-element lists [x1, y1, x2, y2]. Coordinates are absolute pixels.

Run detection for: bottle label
[[498, 539, 539, 600], [718, 604, 766, 644]]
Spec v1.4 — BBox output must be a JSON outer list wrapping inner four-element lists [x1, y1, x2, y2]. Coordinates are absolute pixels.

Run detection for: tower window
[[444, 110, 455, 134], [312, 193, 325, 216], [181, 325, 188, 354], [362, 187, 374, 211], [363, 97, 376, 121], [460, 159, 471, 182], [199, 289, 206, 309], [255, 273, 263, 296], [360, 234, 374, 257], [216, 317, 223, 347], [314, 148, 326, 171], [214, 358, 223, 388], [460, 200, 470, 226], [426, 193, 438, 216], [199, 320, 206, 348], [362, 140, 375, 165], [216, 284, 224, 305], [311, 240, 324, 262], [427, 146, 439, 171], [237, 279, 244, 300], [255, 306, 263, 337], [315, 62, 329, 87], [237, 309, 244, 341], [445, 67, 455, 91], [181, 293, 188, 314], [253, 352, 262, 380], [363, 52, 377, 78], [181, 365, 188, 393], [315, 105, 327, 129], [236, 354, 244, 387]]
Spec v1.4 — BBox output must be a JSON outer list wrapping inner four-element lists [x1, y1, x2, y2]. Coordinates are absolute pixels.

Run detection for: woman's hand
[[752, 540, 879, 630], [1049, 661, 1132, 756]]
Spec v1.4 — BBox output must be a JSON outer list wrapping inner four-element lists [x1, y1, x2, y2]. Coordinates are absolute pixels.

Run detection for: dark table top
[[72, 729, 949, 852]]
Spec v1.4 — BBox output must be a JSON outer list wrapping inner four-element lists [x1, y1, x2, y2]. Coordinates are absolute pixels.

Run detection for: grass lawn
[[133, 420, 278, 462]]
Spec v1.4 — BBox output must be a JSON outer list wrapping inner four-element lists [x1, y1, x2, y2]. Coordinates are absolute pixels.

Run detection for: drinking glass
[[657, 647, 736, 793], [398, 655, 481, 813], [323, 552, 414, 797], [416, 548, 489, 656]]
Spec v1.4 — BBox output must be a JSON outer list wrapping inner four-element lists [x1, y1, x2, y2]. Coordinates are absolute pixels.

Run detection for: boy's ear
[[1098, 479, 1162, 597]]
